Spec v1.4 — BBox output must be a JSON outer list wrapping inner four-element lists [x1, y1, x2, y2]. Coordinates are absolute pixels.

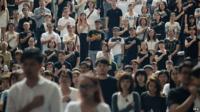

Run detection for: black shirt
[[17, 17, 37, 32], [137, 51, 151, 68], [164, 38, 180, 54], [124, 37, 140, 64], [185, 36, 199, 59], [134, 85, 146, 96], [141, 92, 167, 112], [155, 50, 169, 70], [151, 20, 165, 40], [88, 30, 105, 51], [19, 31, 34, 50], [44, 50, 58, 63], [54, 61, 72, 70], [167, 87, 194, 112], [106, 8, 122, 29], [99, 76, 117, 107], [65, 51, 80, 68]]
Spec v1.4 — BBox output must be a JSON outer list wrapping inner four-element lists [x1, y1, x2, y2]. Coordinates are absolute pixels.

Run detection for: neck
[[138, 82, 145, 87], [64, 15, 69, 19], [89, 7, 93, 11], [148, 91, 156, 96], [98, 74, 107, 80], [26, 75, 39, 88], [121, 90, 129, 96]]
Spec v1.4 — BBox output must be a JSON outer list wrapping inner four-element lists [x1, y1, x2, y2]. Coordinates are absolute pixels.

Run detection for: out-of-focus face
[[158, 43, 165, 50], [58, 53, 65, 62], [190, 76, 200, 90], [23, 23, 30, 30], [111, 0, 117, 7], [22, 59, 41, 79], [159, 2, 165, 10], [136, 74, 145, 84], [171, 69, 178, 83], [8, 24, 15, 31], [39, 0, 46, 8], [141, 42, 147, 51], [28, 38, 35, 47], [120, 79, 131, 91], [158, 74, 168, 86], [149, 30, 155, 37], [59, 72, 71, 86], [22, 7, 29, 16], [79, 76, 97, 100], [72, 73, 80, 87], [88, 1, 95, 8], [148, 81, 157, 94], [178, 67, 191, 85], [96, 63, 109, 76]]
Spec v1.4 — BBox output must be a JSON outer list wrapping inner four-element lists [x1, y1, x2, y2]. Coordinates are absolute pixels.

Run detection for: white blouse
[[117, 92, 134, 112]]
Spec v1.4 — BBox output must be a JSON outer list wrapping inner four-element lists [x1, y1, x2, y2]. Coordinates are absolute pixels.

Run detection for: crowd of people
[[0, 0, 199, 112]]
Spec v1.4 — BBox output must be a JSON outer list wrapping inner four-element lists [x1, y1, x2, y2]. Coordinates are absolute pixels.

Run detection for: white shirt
[[58, 17, 76, 37], [146, 39, 158, 51], [6, 76, 63, 112], [117, 92, 134, 112], [96, 51, 114, 61], [62, 87, 78, 112], [65, 101, 111, 112], [41, 31, 61, 53], [84, 9, 100, 30], [109, 37, 125, 56], [163, 83, 170, 96], [124, 12, 138, 27]]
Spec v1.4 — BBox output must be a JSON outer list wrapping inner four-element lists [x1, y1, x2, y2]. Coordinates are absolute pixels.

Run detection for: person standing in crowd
[[0, 41, 12, 68], [108, 27, 124, 68], [65, 74, 111, 112], [87, 19, 105, 64], [4, 22, 19, 53], [167, 61, 194, 112], [44, 40, 58, 63], [156, 1, 170, 23], [124, 27, 140, 65], [136, 17, 149, 41], [19, 22, 34, 50], [185, 28, 199, 64], [137, 41, 152, 68], [0, 0, 9, 40], [145, 29, 158, 53], [133, 69, 148, 95], [95, 58, 117, 107], [41, 23, 61, 53], [6, 48, 62, 112], [17, 6, 36, 33], [141, 76, 167, 112], [164, 29, 180, 65], [84, 1, 100, 30], [155, 40, 169, 70], [124, 3, 138, 28], [34, 0, 51, 29], [77, 12, 90, 62], [157, 70, 169, 91], [58, 69, 78, 111], [112, 73, 141, 112], [105, 0, 122, 38], [58, 7, 75, 38]]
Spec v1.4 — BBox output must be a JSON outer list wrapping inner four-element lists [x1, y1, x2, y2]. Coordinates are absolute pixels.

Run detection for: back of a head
[[191, 64, 200, 78], [21, 48, 43, 64]]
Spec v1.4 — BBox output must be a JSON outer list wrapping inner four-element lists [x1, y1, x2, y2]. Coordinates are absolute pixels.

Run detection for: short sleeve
[[118, 9, 123, 17]]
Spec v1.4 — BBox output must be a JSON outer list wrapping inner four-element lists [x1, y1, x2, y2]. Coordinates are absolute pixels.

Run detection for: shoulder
[[8, 79, 26, 95], [65, 101, 81, 111], [97, 103, 111, 112]]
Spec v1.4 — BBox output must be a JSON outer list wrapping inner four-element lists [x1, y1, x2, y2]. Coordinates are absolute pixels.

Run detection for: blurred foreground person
[[6, 48, 62, 112], [65, 73, 111, 112]]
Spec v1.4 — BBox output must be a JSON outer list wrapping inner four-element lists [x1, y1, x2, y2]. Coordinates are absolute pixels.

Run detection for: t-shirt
[[109, 37, 124, 56], [65, 51, 80, 68], [137, 52, 151, 68], [124, 12, 138, 27], [54, 61, 72, 70], [164, 38, 180, 54], [185, 36, 199, 59], [63, 87, 78, 111], [99, 76, 117, 107], [167, 87, 194, 112], [58, 17, 76, 37], [84, 9, 100, 30], [141, 92, 166, 112], [124, 37, 140, 64], [44, 50, 58, 63], [155, 50, 169, 70], [106, 8, 122, 29], [88, 30, 105, 51], [65, 101, 111, 112], [19, 31, 34, 50]]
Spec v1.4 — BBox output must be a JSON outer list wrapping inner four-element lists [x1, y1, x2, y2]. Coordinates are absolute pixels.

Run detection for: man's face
[[191, 76, 200, 89], [22, 59, 42, 78], [39, 1, 45, 8], [96, 63, 109, 76], [178, 67, 191, 85], [22, 7, 29, 16]]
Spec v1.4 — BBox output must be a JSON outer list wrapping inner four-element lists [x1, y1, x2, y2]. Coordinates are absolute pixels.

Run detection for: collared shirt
[[6, 76, 63, 112]]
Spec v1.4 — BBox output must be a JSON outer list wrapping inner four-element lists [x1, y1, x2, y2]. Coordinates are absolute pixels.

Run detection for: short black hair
[[95, 58, 110, 66], [134, 69, 148, 86], [118, 73, 134, 94], [178, 61, 193, 73], [21, 48, 43, 64], [191, 64, 200, 78]]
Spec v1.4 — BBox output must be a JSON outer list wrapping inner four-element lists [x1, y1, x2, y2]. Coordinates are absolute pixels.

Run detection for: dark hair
[[178, 61, 193, 73], [47, 40, 57, 48], [95, 58, 110, 66], [169, 66, 179, 88], [159, 1, 168, 11], [58, 69, 72, 83], [80, 61, 90, 68], [134, 69, 148, 87], [79, 74, 103, 103], [9, 71, 23, 86], [157, 70, 169, 83], [139, 17, 148, 26], [85, 57, 94, 70], [191, 64, 200, 78], [146, 76, 161, 96], [147, 29, 157, 41], [21, 48, 43, 64], [118, 73, 134, 94]]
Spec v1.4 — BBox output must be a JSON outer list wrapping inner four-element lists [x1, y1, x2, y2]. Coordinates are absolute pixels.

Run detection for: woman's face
[[136, 74, 145, 84], [79, 77, 96, 100], [88, 1, 94, 8], [142, 7, 148, 13], [80, 14, 86, 20], [149, 30, 155, 37], [158, 74, 168, 86], [159, 2, 165, 10], [28, 38, 35, 47], [67, 42, 74, 51], [72, 73, 79, 86], [158, 43, 165, 50], [141, 19, 146, 26], [171, 70, 178, 82], [120, 79, 131, 91], [59, 73, 71, 86], [148, 81, 157, 94], [102, 44, 108, 52], [8, 24, 15, 31]]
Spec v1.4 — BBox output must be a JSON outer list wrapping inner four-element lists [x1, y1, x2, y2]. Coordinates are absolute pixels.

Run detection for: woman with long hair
[[136, 17, 149, 41], [141, 77, 166, 112], [145, 29, 158, 53], [156, 1, 170, 23], [44, 40, 58, 63], [134, 69, 148, 95], [112, 73, 141, 112], [65, 73, 111, 112], [0, 0, 9, 40], [124, 3, 138, 28], [76, 13, 90, 62]]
